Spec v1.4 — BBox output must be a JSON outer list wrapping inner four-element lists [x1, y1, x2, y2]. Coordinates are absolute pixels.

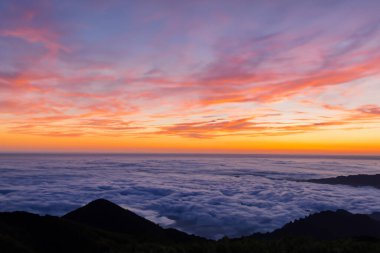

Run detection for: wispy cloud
[[0, 0, 379, 151], [157, 104, 380, 138]]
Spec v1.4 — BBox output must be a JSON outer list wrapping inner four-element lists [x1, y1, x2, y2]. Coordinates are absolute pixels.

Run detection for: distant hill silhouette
[[265, 209, 380, 239], [63, 199, 198, 242], [307, 174, 380, 189], [1, 199, 380, 253]]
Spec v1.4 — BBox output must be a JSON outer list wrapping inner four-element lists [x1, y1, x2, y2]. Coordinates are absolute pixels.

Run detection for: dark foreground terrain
[[1, 199, 380, 253]]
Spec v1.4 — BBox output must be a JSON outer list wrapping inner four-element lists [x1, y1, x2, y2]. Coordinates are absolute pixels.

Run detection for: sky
[[0, 0, 380, 154]]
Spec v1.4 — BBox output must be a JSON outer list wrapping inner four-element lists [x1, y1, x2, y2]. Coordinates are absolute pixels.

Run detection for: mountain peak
[[87, 198, 115, 205], [63, 199, 197, 242], [63, 199, 160, 235], [80, 198, 125, 211]]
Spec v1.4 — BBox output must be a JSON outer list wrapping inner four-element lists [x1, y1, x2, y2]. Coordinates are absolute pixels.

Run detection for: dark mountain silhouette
[[370, 212, 380, 222], [63, 198, 200, 242], [307, 174, 380, 189], [1, 199, 380, 253], [0, 211, 134, 253], [265, 209, 380, 239]]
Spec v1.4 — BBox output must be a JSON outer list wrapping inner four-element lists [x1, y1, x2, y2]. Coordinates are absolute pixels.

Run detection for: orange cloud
[[1, 1, 380, 153], [157, 104, 380, 139], [197, 55, 380, 105]]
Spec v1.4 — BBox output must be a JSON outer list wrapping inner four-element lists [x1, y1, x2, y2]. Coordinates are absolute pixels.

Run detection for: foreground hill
[[1, 199, 380, 253], [0, 211, 132, 253], [267, 209, 380, 239], [307, 174, 380, 189], [370, 212, 380, 222], [63, 199, 199, 242]]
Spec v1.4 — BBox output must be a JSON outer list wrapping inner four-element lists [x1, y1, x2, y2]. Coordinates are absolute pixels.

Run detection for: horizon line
[[1, 151, 379, 159]]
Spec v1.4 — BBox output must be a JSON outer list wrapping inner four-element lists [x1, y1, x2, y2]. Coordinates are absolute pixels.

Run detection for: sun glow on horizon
[[0, 1, 380, 154]]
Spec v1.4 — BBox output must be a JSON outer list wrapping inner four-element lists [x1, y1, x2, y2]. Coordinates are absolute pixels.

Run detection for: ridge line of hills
[[1, 198, 380, 253], [306, 173, 380, 189]]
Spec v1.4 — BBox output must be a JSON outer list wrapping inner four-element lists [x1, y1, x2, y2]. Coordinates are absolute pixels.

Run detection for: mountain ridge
[[1, 199, 380, 252], [63, 198, 201, 242], [306, 174, 380, 189], [263, 209, 380, 239]]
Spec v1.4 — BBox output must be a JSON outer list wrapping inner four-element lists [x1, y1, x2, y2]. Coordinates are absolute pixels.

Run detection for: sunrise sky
[[1, 0, 380, 154]]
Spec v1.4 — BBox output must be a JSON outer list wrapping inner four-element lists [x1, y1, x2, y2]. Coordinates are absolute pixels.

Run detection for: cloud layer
[[1, 154, 380, 239]]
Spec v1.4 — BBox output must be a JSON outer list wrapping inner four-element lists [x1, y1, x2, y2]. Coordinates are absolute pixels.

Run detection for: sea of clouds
[[0, 154, 379, 239]]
